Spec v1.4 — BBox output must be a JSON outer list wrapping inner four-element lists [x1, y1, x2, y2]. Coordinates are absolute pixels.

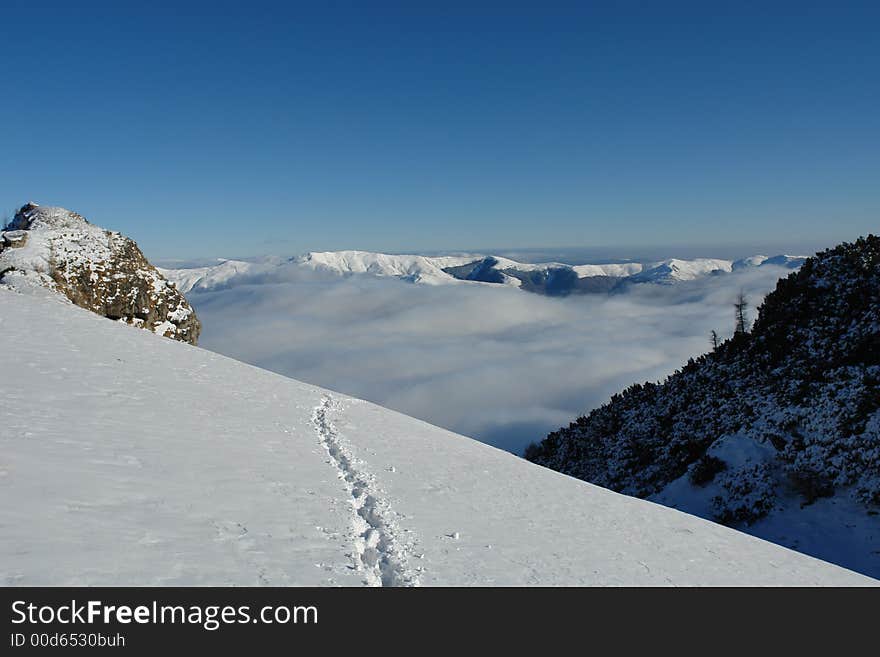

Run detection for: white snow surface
[[1, 290, 873, 586], [161, 250, 806, 294]]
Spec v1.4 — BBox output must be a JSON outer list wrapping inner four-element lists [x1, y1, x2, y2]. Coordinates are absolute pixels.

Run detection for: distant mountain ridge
[[161, 249, 807, 296], [524, 235, 880, 577], [0, 203, 200, 344]]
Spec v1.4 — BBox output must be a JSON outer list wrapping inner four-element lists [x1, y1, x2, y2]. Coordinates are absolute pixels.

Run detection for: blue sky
[[1, 1, 877, 260]]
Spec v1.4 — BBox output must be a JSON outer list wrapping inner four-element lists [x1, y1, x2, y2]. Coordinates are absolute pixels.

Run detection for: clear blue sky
[[1, 1, 877, 260]]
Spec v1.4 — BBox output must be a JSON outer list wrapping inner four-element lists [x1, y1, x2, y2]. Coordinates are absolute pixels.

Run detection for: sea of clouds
[[187, 264, 794, 454]]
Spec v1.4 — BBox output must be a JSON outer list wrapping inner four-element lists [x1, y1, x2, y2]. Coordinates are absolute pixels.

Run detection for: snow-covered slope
[[0, 289, 874, 585], [161, 250, 806, 296], [526, 236, 880, 578]]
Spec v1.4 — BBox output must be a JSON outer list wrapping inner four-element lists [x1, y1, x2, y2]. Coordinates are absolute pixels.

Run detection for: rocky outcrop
[[1, 230, 28, 249], [0, 203, 200, 344]]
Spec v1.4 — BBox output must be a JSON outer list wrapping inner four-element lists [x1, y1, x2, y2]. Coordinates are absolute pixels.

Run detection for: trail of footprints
[[312, 395, 420, 587]]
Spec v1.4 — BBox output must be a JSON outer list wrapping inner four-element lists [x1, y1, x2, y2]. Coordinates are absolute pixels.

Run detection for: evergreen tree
[[734, 291, 748, 333]]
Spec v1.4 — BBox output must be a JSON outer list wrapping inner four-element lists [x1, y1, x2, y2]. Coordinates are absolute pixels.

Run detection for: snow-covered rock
[[1, 289, 873, 585], [1, 203, 200, 344]]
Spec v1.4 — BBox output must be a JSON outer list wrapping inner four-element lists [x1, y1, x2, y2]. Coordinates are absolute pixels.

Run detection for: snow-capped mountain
[[732, 254, 807, 270], [1, 288, 874, 585], [161, 249, 807, 296], [301, 251, 478, 283], [1, 203, 200, 344], [628, 258, 733, 283], [525, 235, 880, 578], [157, 258, 259, 295]]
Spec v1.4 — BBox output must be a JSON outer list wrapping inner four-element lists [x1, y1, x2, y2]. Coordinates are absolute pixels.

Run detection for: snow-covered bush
[[689, 454, 727, 486], [712, 463, 776, 525]]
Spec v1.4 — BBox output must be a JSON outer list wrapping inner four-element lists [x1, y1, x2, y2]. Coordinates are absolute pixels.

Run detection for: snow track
[[312, 395, 420, 587]]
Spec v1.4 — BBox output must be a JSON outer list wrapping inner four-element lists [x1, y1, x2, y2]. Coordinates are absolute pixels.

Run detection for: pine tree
[[734, 291, 748, 334]]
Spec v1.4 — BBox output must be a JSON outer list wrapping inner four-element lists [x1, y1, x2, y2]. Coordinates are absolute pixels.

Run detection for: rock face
[[0, 203, 200, 344]]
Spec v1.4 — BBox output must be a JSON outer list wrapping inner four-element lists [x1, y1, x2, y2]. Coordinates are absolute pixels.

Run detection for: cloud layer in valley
[[188, 265, 794, 454]]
